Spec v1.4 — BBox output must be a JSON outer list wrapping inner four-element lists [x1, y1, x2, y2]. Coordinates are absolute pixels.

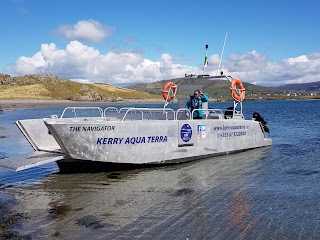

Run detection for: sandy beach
[[0, 99, 163, 112]]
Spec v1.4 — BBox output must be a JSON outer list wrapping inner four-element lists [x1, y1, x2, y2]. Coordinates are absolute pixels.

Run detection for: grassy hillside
[[0, 74, 160, 100], [278, 81, 320, 92], [2, 74, 314, 102], [127, 77, 283, 99]]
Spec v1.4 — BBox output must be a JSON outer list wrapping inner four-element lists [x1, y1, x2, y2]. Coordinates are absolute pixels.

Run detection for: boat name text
[[96, 136, 168, 145], [70, 126, 115, 132]]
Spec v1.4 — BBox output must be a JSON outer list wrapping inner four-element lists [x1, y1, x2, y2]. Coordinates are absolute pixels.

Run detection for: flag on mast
[[204, 44, 208, 67], [204, 56, 208, 67]]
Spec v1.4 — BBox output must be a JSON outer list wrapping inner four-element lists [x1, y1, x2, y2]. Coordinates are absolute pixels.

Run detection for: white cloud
[[5, 41, 320, 87], [287, 55, 308, 65], [13, 51, 46, 73], [5, 41, 183, 84], [226, 50, 268, 72], [204, 51, 320, 86], [57, 20, 113, 42]]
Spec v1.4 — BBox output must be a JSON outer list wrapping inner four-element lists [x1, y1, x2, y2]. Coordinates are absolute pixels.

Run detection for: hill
[[126, 77, 283, 99], [278, 81, 320, 92], [1, 73, 317, 102], [0, 74, 160, 101]]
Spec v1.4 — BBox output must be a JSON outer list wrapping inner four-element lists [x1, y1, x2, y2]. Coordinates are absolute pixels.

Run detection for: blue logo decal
[[197, 124, 206, 138], [180, 124, 192, 142]]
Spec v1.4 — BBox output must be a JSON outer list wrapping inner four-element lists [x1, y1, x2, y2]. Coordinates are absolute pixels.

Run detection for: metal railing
[[103, 107, 118, 117], [189, 108, 225, 120], [60, 107, 104, 118], [121, 108, 176, 121], [59, 107, 241, 121], [176, 108, 191, 120]]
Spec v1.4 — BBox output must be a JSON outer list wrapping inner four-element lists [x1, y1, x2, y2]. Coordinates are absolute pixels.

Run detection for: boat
[[0, 75, 271, 173]]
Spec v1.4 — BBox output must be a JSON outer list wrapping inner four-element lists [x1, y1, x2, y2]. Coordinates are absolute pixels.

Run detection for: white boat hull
[[44, 118, 271, 165]]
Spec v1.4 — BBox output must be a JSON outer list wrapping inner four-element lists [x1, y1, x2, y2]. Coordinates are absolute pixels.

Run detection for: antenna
[[217, 32, 228, 75]]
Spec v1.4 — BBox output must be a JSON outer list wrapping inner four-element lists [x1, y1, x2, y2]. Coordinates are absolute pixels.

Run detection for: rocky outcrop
[[25, 74, 68, 84], [72, 92, 103, 101], [0, 73, 68, 85], [0, 74, 12, 85]]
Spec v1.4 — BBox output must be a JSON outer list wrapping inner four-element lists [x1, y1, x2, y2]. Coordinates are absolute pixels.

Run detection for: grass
[[0, 84, 52, 99], [0, 81, 160, 100]]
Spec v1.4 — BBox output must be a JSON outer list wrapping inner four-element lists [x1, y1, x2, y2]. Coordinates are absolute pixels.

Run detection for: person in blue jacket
[[185, 90, 209, 119]]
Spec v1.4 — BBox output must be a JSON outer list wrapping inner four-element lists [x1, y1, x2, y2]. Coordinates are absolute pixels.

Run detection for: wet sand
[[0, 99, 163, 112]]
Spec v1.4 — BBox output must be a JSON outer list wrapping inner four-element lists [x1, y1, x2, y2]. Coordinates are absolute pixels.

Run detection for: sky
[[1, 0, 320, 87]]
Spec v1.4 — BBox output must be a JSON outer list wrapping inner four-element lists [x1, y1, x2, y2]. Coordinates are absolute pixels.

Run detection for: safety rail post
[[176, 108, 191, 120], [103, 107, 119, 117], [225, 75, 234, 83], [121, 108, 143, 121], [232, 101, 243, 118]]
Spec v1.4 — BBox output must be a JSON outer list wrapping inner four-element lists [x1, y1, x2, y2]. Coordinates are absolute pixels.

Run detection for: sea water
[[0, 100, 319, 239]]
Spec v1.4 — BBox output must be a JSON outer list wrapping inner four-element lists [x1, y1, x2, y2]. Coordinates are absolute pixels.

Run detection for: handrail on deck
[[176, 108, 191, 120], [60, 107, 104, 118], [59, 106, 230, 121], [103, 107, 119, 117], [121, 108, 176, 121], [190, 108, 224, 120]]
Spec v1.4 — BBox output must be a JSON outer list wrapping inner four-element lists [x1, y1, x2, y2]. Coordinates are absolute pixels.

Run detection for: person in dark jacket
[[185, 90, 209, 119]]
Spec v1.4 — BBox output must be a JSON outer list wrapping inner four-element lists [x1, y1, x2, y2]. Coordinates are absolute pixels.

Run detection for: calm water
[[0, 100, 320, 239]]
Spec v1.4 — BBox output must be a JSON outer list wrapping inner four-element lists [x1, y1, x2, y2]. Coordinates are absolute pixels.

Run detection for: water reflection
[[225, 189, 259, 237], [10, 148, 269, 239]]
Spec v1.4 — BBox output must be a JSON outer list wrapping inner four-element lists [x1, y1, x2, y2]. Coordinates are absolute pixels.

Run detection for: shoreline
[[0, 99, 164, 112], [1, 97, 319, 113]]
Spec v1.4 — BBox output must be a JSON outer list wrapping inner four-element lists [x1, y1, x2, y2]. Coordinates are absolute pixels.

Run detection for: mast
[[203, 44, 208, 76], [217, 32, 228, 75]]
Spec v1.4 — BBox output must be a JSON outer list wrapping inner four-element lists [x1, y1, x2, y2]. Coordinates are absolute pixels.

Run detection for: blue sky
[[1, 0, 320, 87]]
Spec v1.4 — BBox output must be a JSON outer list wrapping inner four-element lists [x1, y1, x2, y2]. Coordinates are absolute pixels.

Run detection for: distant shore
[[0, 99, 164, 112], [1, 97, 319, 113]]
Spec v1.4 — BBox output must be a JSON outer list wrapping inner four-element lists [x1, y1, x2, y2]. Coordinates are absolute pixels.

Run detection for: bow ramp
[[0, 119, 65, 171], [0, 151, 64, 171]]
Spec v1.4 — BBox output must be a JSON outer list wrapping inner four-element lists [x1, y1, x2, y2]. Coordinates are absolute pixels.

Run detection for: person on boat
[[185, 90, 209, 119]]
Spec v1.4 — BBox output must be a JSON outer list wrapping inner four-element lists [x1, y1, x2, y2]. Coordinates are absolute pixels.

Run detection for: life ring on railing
[[230, 78, 245, 102], [162, 82, 177, 101]]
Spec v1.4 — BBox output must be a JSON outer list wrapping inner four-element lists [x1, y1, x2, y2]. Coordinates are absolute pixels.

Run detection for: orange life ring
[[162, 82, 177, 101], [230, 78, 245, 101]]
